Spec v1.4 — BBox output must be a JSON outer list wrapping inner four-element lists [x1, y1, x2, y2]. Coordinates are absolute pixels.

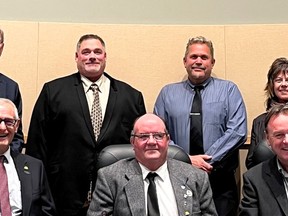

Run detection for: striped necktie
[[0, 156, 12, 216]]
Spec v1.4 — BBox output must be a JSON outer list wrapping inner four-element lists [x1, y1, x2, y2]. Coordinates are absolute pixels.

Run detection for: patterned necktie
[[0, 156, 12, 216], [90, 84, 102, 141], [146, 172, 160, 216], [190, 85, 204, 155]]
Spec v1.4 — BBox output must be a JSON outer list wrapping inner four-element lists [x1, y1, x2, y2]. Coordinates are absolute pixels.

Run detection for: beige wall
[[1, 21, 288, 138]]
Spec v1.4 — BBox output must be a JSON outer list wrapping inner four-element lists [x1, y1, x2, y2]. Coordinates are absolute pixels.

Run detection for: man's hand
[[189, 155, 213, 173]]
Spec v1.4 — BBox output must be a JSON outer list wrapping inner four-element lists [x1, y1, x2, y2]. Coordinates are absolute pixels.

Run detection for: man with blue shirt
[[154, 36, 247, 216]]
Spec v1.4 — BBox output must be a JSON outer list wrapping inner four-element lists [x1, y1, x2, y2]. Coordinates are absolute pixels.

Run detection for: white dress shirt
[[139, 162, 179, 216], [1, 147, 22, 216], [81, 74, 110, 120]]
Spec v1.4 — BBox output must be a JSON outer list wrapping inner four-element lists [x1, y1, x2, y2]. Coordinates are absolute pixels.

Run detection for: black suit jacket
[[26, 72, 146, 216], [11, 151, 57, 216], [0, 73, 24, 153], [239, 157, 288, 216]]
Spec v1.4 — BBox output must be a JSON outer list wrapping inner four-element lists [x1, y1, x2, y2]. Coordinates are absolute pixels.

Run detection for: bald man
[[87, 113, 217, 216]]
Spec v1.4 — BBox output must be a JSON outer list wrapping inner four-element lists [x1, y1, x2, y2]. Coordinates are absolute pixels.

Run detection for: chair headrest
[[252, 140, 275, 166], [96, 144, 191, 171]]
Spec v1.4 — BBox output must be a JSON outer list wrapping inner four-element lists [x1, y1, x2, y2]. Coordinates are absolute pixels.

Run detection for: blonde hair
[[184, 36, 214, 59]]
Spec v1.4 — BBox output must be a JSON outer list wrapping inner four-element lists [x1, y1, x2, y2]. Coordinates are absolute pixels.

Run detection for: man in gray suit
[[239, 104, 288, 216], [87, 113, 217, 216]]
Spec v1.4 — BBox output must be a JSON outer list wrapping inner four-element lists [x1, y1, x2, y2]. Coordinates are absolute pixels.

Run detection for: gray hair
[[0, 98, 19, 119]]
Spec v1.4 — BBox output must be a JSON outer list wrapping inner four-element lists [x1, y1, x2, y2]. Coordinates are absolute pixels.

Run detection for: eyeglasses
[[131, 132, 167, 142], [0, 118, 18, 128]]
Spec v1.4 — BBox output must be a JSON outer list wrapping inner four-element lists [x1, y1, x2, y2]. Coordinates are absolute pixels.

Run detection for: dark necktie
[[0, 156, 12, 216], [190, 85, 204, 155], [146, 172, 160, 216], [90, 84, 102, 141]]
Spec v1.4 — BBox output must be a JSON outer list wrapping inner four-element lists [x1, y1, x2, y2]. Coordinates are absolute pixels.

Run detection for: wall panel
[[1, 21, 287, 139]]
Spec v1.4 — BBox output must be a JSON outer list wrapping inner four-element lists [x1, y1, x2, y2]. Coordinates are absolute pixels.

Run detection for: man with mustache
[[26, 34, 146, 216], [154, 36, 247, 216]]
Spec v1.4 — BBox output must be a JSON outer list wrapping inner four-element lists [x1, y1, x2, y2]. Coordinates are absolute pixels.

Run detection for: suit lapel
[[74, 73, 95, 143], [12, 153, 32, 216], [97, 74, 117, 143], [264, 159, 288, 215], [124, 160, 146, 216], [168, 160, 192, 216], [0, 74, 6, 97]]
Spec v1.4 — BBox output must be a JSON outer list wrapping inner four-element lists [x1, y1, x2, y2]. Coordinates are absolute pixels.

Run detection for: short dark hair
[[76, 34, 105, 51], [265, 103, 288, 132]]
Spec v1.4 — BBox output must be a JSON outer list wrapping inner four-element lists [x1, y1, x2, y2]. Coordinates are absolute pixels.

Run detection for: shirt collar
[[81, 74, 105, 93], [277, 159, 288, 178], [1, 147, 12, 164], [139, 161, 168, 182], [187, 76, 212, 89]]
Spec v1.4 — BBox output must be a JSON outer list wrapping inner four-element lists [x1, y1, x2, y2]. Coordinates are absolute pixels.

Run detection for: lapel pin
[[24, 165, 30, 174]]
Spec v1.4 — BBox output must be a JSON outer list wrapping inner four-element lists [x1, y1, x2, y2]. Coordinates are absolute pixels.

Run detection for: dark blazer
[[239, 157, 288, 216], [0, 73, 24, 153], [26, 72, 146, 216], [245, 112, 274, 169], [87, 158, 218, 216], [11, 151, 57, 216]]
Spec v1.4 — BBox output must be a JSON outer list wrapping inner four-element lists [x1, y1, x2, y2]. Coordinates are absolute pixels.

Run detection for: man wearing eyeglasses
[[0, 28, 24, 154], [0, 98, 57, 215], [239, 104, 288, 215], [87, 113, 217, 216]]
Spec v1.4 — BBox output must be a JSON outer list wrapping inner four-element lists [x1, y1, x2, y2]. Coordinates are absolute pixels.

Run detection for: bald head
[[130, 113, 170, 171], [132, 113, 167, 135]]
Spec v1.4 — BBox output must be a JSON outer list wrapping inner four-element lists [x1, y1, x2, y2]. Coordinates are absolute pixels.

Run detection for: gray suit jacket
[[87, 158, 217, 216], [239, 157, 288, 216]]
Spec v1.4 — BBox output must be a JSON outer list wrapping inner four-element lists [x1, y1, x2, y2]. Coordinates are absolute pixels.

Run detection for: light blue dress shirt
[[154, 77, 247, 164]]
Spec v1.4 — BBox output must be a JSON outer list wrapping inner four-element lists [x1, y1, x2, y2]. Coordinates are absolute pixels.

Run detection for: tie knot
[[194, 85, 204, 92], [90, 84, 100, 92], [146, 172, 158, 182], [0, 155, 6, 163]]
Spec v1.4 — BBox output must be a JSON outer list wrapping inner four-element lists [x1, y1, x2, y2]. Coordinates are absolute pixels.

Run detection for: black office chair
[[96, 144, 191, 171], [252, 140, 275, 166]]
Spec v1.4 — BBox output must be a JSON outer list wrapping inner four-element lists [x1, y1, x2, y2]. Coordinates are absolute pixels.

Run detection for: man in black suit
[[239, 103, 288, 216], [26, 34, 146, 216], [0, 28, 24, 153], [0, 98, 56, 216]]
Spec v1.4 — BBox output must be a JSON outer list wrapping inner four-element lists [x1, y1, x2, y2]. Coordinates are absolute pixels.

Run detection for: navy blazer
[[0, 73, 24, 153], [26, 72, 146, 215], [11, 151, 57, 216]]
